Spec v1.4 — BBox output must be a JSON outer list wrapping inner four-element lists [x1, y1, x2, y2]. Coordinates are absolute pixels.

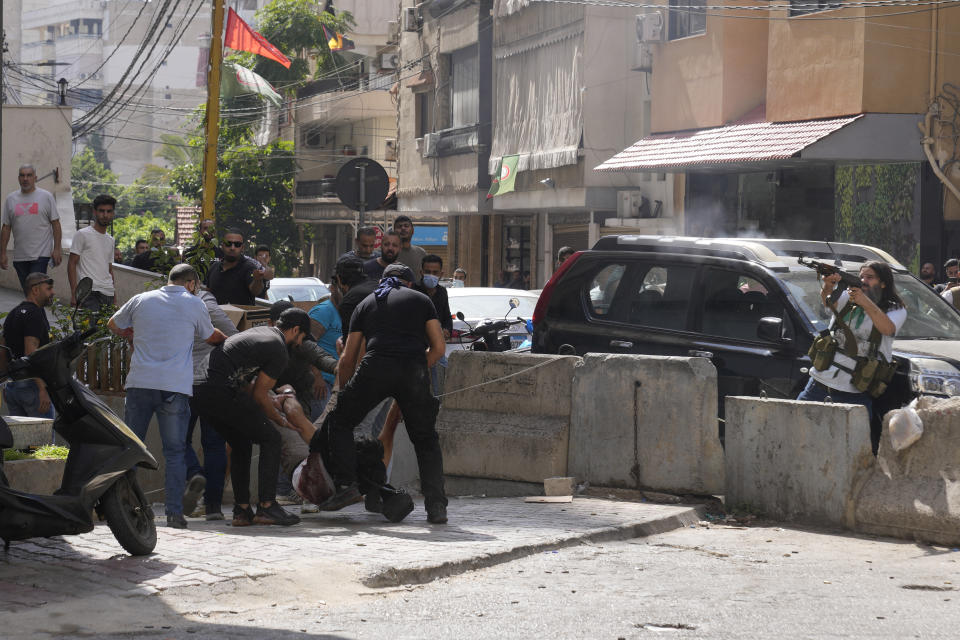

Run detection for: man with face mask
[[363, 230, 401, 282], [108, 264, 229, 528], [416, 254, 452, 393]]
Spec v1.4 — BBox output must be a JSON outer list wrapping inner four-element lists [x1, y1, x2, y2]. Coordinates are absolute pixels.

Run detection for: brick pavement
[[0, 497, 699, 610]]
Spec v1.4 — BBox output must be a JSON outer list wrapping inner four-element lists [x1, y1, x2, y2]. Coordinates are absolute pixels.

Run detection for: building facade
[[597, 1, 960, 271]]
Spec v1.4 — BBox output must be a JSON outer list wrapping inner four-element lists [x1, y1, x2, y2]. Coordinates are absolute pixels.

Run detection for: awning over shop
[[595, 113, 927, 174], [595, 115, 861, 173]]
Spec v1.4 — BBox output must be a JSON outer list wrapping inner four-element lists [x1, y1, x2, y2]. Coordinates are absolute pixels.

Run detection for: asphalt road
[[32, 520, 959, 640]]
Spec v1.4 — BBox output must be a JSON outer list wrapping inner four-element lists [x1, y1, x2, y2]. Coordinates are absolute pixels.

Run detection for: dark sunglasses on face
[[223, 240, 244, 247]]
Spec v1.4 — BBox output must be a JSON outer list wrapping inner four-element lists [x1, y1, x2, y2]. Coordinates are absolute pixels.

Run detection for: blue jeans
[[184, 401, 227, 515], [3, 380, 55, 420], [796, 377, 873, 420], [13, 257, 50, 291], [124, 388, 191, 516]]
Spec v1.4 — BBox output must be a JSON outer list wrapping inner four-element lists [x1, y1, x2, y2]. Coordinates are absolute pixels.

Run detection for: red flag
[[224, 8, 291, 69]]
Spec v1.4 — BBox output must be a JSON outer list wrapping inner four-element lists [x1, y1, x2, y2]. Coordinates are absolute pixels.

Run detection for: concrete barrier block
[[3, 459, 66, 494], [725, 397, 873, 527], [437, 352, 579, 483], [442, 351, 579, 416], [853, 397, 960, 546], [5, 416, 55, 449], [569, 355, 723, 495]]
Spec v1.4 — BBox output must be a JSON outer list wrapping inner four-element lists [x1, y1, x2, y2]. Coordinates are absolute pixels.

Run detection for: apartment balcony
[[294, 75, 395, 129]]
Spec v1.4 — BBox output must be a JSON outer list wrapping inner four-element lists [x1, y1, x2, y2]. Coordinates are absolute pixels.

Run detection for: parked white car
[[446, 287, 539, 354], [264, 277, 330, 303]]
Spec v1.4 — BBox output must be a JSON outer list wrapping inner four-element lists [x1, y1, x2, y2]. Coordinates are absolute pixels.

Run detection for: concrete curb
[[361, 504, 705, 588]]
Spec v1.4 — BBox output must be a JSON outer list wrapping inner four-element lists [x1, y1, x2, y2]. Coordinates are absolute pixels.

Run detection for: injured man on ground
[[270, 385, 415, 523]]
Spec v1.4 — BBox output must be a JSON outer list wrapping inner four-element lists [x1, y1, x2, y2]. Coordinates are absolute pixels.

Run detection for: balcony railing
[[296, 179, 338, 198]]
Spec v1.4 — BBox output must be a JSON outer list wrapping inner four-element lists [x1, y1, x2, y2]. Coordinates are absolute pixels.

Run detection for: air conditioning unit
[[635, 13, 664, 43], [380, 53, 399, 70], [617, 191, 648, 219], [631, 42, 653, 73], [422, 132, 439, 158], [402, 6, 421, 32]]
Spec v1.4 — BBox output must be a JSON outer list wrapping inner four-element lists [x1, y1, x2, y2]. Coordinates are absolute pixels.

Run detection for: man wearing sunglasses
[[206, 229, 271, 305], [2, 272, 56, 420]]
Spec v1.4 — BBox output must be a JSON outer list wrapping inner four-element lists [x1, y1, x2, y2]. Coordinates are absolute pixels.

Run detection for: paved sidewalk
[[0, 496, 701, 611]]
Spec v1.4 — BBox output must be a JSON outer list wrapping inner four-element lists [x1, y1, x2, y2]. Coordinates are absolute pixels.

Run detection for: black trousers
[[314, 355, 447, 509], [192, 383, 281, 506]]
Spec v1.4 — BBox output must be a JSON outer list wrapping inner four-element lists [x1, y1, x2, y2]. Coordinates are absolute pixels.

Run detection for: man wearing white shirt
[[1, 164, 62, 289], [108, 264, 228, 528], [68, 194, 117, 312]]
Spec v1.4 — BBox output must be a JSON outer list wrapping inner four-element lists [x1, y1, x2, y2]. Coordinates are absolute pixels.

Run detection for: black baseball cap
[[383, 263, 415, 283], [334, 254, 365, 276]]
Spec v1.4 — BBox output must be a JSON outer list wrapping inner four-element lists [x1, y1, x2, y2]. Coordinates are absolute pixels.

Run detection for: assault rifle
[[797, 255, 863, 305]]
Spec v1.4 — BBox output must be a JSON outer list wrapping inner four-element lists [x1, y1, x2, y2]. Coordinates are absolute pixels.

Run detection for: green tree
[[71, 148, 122, 205], [169, 137, 301, 275], [112, 214, 174, 258], [227, 0, 355, 88]]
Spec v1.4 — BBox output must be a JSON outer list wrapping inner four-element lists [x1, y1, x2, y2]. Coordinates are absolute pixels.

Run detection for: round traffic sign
[[335, 158, 389, 212]]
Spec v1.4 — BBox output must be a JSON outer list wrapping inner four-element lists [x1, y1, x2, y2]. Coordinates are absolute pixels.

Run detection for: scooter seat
[[0, 417, 13, 449]]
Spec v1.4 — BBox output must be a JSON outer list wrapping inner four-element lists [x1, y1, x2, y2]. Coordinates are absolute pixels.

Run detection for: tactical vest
[[807, 302, 897, 397]]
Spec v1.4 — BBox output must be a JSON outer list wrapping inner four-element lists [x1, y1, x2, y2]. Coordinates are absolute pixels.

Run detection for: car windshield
[[779, 270, 960, 339], [267, 284, 330, 302], [450, 294, 538, 319]]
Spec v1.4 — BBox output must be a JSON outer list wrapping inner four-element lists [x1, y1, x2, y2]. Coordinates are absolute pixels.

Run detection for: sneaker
[[276, 491, 303, 506], [205, 511, 225, 521], [182, 475, 206, 516], [167, 513, 188, 529], [364, 491, 383, 514], [231, 505, 255, 527], [300, 502, 319, 514], [253, 502, 301, 526], [317, 483, 362, 512], [426, 504, 448, 524]]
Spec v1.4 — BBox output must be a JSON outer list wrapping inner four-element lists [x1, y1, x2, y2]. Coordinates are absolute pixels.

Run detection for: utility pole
[[200, 0, 226, 224]]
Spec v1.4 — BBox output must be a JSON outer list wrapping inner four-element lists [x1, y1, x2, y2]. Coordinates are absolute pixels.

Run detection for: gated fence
[[76, 339, 130, 396]]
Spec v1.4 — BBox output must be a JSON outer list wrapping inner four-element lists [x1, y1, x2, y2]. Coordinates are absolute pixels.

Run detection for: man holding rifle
[[797, 259, 906, 427]]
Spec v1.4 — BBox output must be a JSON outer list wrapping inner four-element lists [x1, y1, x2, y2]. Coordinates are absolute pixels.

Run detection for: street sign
[[335, 158, 389, 225]]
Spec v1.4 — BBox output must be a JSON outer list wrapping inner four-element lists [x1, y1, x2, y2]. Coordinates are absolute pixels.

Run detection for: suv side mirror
[[757, 316, 787, 343]]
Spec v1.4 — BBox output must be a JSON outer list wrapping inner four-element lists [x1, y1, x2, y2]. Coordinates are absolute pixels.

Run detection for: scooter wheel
[[100, 471, 157, 556]]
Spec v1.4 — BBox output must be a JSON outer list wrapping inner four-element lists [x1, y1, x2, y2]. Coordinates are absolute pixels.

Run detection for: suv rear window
[[601, 262, 696, 330]]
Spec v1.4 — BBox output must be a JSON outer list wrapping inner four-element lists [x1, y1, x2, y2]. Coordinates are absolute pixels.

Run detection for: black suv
[[532, 235, 960, 443]]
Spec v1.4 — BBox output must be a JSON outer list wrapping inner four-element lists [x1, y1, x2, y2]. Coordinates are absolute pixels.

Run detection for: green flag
[[220, 62, 282, 106], [487, 154, 520, 199]]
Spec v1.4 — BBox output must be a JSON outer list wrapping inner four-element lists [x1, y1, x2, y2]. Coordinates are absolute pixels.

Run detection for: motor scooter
[[455, 297, 531, 352], [0, 278, 158, 555]]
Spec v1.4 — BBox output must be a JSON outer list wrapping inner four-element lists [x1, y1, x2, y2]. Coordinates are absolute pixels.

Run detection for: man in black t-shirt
[[362, 230, 401, 282], [193, 309, 313, 527], [205, 229, 269, 305], [2, 272, 55, 419], [311, 262, 449, 524]]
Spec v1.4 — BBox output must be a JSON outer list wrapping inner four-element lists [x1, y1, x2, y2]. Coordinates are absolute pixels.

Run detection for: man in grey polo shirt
[[108, 264, 228, 528]]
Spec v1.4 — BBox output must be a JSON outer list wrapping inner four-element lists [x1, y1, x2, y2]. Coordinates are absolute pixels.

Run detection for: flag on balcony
[[486, 155, 520, 199], [322, 24, 355, 52], [224, 7, 291, 69], [221, 62, 282, 106]]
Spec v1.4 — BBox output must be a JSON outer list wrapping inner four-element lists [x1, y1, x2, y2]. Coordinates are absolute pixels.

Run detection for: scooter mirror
[[508, 297, 519, 310], [75, 277, 93, 307], [456, 311, 465, 321]]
